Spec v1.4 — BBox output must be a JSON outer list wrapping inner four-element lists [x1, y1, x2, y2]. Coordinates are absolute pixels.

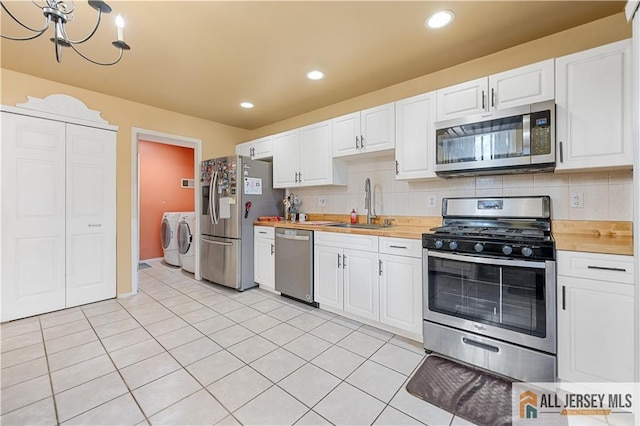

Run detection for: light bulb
[[425, 10, 454, 29], [115, 14, 125, 41]]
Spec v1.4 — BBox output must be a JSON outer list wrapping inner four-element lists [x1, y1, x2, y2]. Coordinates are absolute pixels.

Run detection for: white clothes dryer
[[177, 212, 196, 273], [161, 212, 182, 266]]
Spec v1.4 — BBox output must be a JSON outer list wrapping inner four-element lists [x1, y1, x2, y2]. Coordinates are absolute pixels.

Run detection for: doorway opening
[[131, 128, 202, 296]]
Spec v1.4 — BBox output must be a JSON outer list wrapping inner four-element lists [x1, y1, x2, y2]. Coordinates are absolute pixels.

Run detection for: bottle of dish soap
[[350, 208, 358, 224]]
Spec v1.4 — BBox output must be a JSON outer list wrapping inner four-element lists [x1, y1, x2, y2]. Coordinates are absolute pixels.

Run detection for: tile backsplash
[[290, 153, 633, 221]]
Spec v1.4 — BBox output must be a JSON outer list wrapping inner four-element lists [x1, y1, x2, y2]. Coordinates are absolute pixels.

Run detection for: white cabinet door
[[254, 235, 274, 291], [236, 141, 252, 157], [488, 59, 555, 110], [252, 136, 273, 160], [436, 77, 487, 121], [300, 120, 333, 186], [395, 92, 437, 179], [65, 124, 116, 307], [343, 249, 379, 321], [272, 130, 300, 188], [379, 254, 422, 335], [557, 275, 635, 382], [555, 39, 632, 171], [360, 103, 395, 154], [1, 113, 67, 321], [314, 245, 343, 310], [332, 112, 360, 157]]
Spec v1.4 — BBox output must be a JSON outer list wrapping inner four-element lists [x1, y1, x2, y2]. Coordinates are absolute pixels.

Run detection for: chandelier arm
[[65, 8, 102, 44], [69, 43, 123, 66], [1, 1, 52, 33]]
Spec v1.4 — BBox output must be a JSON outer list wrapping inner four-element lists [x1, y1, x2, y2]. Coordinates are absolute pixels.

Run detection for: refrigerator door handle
[[201, 237, 233, 246], [211, 170, 219, 225]]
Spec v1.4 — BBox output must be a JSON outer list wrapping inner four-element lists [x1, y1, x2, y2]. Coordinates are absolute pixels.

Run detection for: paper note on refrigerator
[[219, 197, 231, 219]]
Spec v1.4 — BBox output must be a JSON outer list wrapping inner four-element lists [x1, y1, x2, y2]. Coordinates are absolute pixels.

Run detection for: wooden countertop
[[553, 220, 634, 256], [255, 216, 634, 256]]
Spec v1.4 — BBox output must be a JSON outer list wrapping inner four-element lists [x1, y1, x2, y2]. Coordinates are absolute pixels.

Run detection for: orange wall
[[139, 141, 195, 260]]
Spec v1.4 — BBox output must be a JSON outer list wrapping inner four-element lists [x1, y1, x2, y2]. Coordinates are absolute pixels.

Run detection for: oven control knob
[[474, 243, 484, 253], [502, 245, 513, 255], [449, 241, 458, 251], [434, 240, 444, 249], [521, 247, 534, 257]]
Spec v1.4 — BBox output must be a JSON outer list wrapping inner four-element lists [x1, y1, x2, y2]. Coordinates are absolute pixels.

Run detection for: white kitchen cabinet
[[254, 226, 275, 292], [272, 121, 346, 188], [314, 232, 379, 320], [436, 59, 554, 121], [394, 91, 437, 180], [555, 39, 632, 171], [332, 103, 395, 157], [557, 251, 635, 383], [1, 95, 117, 321], [236, 136, 274, 160]]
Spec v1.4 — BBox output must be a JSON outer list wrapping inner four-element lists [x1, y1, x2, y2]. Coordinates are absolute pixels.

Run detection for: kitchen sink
[[327, 223, 391, 230]]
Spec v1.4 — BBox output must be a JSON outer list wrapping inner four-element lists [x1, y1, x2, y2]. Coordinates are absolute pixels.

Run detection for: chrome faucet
[[364, 177, 377, 224]]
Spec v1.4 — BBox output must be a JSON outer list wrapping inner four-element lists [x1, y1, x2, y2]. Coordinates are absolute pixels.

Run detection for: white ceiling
[[1, 1, 626, 130]]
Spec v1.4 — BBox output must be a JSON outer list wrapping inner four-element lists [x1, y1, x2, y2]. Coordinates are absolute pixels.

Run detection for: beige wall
[[248, 12, 631, 139], [1, 69, 250, 295]]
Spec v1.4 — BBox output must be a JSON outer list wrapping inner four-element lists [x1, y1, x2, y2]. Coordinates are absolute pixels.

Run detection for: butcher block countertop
[[255, 216, 634, 256], [553, 220, 634, 256]]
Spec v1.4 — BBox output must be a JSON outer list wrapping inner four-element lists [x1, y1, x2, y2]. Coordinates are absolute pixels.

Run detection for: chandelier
[[1, 0, 131, 66]]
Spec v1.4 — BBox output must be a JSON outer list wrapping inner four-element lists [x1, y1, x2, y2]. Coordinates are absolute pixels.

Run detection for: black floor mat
[[406, 355, 513, 426]]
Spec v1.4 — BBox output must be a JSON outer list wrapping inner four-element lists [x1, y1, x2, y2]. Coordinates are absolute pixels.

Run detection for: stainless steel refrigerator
[[200, 155, 283, 291]]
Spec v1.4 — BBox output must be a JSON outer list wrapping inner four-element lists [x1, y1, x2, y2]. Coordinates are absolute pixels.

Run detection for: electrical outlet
[[318, 196, 326, 207], [570, 192, 584, 208], [428, 196, 437, 208]]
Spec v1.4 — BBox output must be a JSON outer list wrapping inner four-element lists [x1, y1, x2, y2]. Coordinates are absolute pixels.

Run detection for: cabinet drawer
[[314, 231, 378, 252], [379, 237, 422, 258], [557, 250, 634, 285], [254, 226, 274, 239]]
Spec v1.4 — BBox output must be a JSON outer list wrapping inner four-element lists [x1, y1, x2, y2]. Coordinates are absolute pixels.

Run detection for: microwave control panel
[[530, 110, 552, 155]]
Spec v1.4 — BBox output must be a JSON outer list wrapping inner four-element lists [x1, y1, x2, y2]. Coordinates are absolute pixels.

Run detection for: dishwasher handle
[[275, 232, 310, 241]]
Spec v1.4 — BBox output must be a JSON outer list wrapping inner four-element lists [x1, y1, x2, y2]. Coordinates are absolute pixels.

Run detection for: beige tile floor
[[0, 260, 476, 425]]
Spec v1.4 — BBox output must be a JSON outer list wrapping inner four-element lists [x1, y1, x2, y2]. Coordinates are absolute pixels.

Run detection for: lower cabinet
[[557, 251, 635, 383], [253, 226, 275, 292], [314, 232, 423, 339]]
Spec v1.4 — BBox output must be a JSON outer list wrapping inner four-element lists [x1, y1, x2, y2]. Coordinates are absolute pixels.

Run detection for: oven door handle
[[426, 250, 547, 269]]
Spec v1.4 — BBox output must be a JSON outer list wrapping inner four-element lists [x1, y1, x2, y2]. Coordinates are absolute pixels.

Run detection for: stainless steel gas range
[[422, 196, 556, 382]]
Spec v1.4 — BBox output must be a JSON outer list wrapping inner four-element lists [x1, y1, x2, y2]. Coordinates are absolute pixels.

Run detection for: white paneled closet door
[[1, 112, 67, 321], [65, 124, 116, 307]]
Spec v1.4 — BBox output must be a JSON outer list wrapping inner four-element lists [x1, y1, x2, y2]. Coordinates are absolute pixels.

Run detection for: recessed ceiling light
[[307, 70, 324, 80], [425, 10, 454, 29], [240, 102, 254, 109]]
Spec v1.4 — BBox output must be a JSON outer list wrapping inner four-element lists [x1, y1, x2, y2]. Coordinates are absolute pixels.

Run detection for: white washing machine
[[161, 212, 182, 266], [177, 212, 196, 273]]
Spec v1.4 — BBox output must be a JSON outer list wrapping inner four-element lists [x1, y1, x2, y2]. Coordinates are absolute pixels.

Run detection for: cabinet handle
[[355, 136, 360, 149], [270, 243, 274, 255], [361, 135, 365, 148], [562, 285, 566, 310], [258, 231, 267, 234], [88, 224, 102, 227], [378, 259, 383, 276], [481, 90, 486, 110], [587, 265, 627, 272], [559, 142, 564, 163], [491, 88, 495, 107], [395, 161, 399, 175], [343, 254, 347, 268], [298, 172, 302, 183], [337, 253, 341, 268], [389, 245, 408, 249]]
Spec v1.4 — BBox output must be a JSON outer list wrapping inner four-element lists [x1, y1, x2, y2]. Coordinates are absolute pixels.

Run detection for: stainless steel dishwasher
[[274, 228, 316, 306]]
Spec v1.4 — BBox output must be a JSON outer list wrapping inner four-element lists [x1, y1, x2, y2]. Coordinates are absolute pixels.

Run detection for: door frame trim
[[130, 127, 202, 296]]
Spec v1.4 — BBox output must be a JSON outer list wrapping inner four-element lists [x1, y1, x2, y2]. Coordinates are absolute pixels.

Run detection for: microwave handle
[[559, 141, 564, 163]]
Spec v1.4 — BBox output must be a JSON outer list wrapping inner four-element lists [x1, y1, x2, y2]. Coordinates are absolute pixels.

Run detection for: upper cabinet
[[394, 91, 437, 180], [272, 120, 347, 188], [436, 59, 555, 121], [332, 103, 395, 157], [235, 135, 273, 160], [555, 39, 632, 171]]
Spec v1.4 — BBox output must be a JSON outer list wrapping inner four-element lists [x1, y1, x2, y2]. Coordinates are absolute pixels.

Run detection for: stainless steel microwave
[[434, 101, 555, 177]]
